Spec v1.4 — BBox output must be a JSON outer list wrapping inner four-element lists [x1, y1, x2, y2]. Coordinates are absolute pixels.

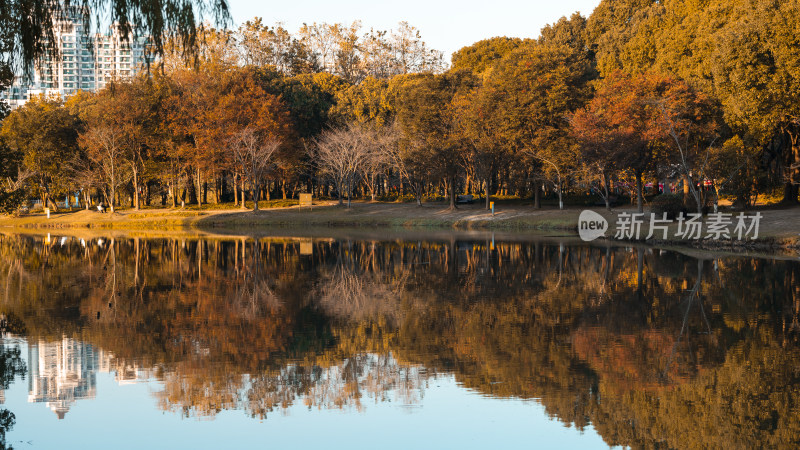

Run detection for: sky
[[224, 0, 602, 62]]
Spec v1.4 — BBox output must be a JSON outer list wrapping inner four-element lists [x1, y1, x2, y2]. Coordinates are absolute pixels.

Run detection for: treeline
[[1, 0, 799, 214]]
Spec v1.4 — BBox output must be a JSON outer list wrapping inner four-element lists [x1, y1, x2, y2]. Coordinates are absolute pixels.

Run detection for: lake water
[[0, 232, 797, 449]]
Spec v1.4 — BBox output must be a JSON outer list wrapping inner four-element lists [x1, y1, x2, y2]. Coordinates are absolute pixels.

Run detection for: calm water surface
[[0, 232, 797, 449]]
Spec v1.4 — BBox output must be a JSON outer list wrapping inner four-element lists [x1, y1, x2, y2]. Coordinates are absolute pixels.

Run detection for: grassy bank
[[0, 202, 582, 231], [0, 201, 798, 253]]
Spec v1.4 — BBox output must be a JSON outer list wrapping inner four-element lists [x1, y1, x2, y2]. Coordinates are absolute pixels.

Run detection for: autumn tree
[[709, 0, 800, 204], [254, 69, 347, 199], [653, 80, 721, 213], [104, 77, 162, 209], [79, 125, 126, 212], [236, 19, 316, 75], [297, 21, 445, 82], [480, 42, 594, 209], [164, 67, 226, 206], [230, 128, 280, 212], [450, 37, 527, 75], [314, 124, 373, 208], [587, 0, 800, 204], [570, 98, 621, 210], [331, 77, 393, 127], [391, 71, 478, 209], [216, 68, 293, 211], [450, 84, 505, 210], [389, 22, 445, 75], [0, 95, 79, 211], [571, 71, 672, 213], [572, 71, 721, 213]]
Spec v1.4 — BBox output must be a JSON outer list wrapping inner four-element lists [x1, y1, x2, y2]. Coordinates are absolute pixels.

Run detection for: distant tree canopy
[[588, 0, 800, 203], [450, 36, 527, 75]]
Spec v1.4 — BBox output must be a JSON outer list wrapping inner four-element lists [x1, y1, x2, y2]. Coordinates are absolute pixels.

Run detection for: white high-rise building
[[1, 8, 149, 110]]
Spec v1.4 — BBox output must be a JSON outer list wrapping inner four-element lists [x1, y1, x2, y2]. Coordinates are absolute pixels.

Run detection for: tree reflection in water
[[0, 233, 798, 447], [0, 314, 26, 450]]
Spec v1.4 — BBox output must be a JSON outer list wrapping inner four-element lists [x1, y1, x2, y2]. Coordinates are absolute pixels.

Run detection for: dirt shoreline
[[1, 202, 798, 255]]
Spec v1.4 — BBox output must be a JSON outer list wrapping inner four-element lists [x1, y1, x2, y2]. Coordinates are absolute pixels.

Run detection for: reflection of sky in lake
[[3, 338, 612, 449]]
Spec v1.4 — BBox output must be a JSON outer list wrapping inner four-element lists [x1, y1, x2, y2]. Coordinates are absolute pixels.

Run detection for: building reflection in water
[[27, 338, 99, 419], [25, 337, 153, 419]]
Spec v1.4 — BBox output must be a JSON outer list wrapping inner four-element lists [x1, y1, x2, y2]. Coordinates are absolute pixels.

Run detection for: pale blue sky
[[224, 0, 602, 62]]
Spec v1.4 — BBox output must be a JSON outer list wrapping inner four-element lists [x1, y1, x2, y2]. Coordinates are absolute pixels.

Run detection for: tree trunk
[[42, 184, 58, 213], [636, 170, 644, 214], [557, 181, 564, 210], [195, 169, 202, 207], [252, 182, 259, 212], [534, 183, 541, 209], [636, 172, 644, 213], [682, 174, 690, 205], [110, 186, 115, 213], [233, 173, 239, 206], [132, 166, 140, 210], [347, 179, 352, 208], [240, 176, 247, 209], [602, 172, 611, 211], [449, 176, 457, 210], [782, 183, 799, 205], [485, 178, 490, 210], [781, 130, 800, 205]]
